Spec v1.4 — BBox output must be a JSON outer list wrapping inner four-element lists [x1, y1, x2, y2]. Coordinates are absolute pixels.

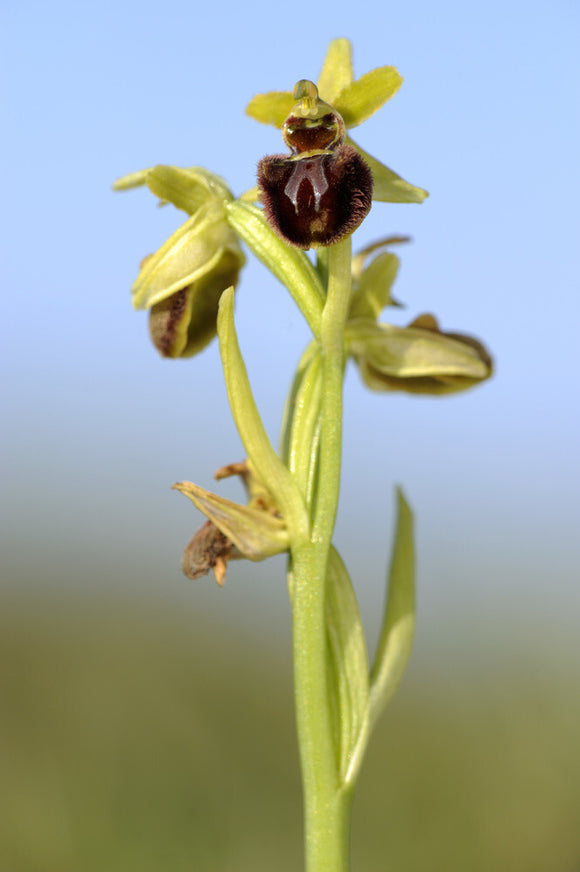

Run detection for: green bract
[[245, 38, 428, 205]]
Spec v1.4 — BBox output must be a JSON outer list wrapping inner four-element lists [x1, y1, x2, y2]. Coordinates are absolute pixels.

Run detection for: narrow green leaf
[[112, 168, 152, 191], [325, 547, 370, 785], [172, 481, 289, 559], [317, 38, 354, 104], [348, 137, 429, 204], [349, 252, 401, 320], [245, 90, 294, 128], [226, 201, 324, 338], [335, 66, 403, 128], [217, 288, 308, 542], [369, 488, 415, 728]]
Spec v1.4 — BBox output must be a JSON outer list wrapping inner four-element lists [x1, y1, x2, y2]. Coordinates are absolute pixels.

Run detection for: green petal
[[112, 168, 152, 191], [335, 66, 403, 128], [245, 90, 294, 128], [226, 201, 324, 337], [349, 252, 401, 320], [316, 38, 354, 104], [131, 205, 233, 309], [146, 165, 232, 215], [325, 547, 370, 785], [369, 488, 415, 728], [348, 137, 429, 204], [217, 288, 308, 543], [173, 481, 289, 559]]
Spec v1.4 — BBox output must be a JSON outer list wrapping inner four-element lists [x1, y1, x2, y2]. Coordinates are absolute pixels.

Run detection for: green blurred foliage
[[1, 596, 579, 872]]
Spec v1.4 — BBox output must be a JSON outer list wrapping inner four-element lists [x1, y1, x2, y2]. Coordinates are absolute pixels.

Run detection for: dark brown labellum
[[258, 145, 373, 249]]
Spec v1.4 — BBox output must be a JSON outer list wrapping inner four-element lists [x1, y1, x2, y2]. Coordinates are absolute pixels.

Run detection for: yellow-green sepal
[[245, 90, 294, 127], [348, 136, 429, 204], [112, 168, 152, 191], [317, 38, 354, 103], [145, 165, 233, 215], [335, 66, 403, 128]]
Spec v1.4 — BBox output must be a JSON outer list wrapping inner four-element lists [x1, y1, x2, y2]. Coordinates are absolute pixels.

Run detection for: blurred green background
[[2, 595, 579, 871], [2, 0, 579, 869]]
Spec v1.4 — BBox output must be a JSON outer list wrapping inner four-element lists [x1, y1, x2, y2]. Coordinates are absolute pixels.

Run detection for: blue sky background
[[2, 0, 579, 663]]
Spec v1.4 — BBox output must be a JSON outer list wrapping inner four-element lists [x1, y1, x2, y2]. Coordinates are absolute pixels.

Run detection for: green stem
[[290, 236, 353, 872]]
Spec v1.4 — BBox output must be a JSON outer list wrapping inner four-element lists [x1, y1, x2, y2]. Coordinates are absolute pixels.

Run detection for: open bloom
[[113, 165, 245, 357], [258, 79, 374, 248], [247, 38, 428, 206]]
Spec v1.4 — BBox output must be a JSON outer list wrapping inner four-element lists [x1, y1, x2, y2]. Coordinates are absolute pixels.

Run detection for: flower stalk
[[290, 236, 353, 870]]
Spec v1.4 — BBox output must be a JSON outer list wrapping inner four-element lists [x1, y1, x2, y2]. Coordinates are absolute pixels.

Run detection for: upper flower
[[257, 80, 374, 248], [246, 38, 428, 205]]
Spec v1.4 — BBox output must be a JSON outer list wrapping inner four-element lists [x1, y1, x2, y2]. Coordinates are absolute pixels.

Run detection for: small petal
[[335, 66, 403, 128], [349, 250, 401, 320]]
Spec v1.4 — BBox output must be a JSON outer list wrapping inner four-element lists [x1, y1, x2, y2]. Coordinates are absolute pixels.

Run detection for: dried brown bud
[[181, 520, 241, 587]]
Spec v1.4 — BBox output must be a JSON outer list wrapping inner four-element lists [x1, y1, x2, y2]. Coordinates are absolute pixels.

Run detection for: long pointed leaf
[[325, 547, 370, 785], [369, 488, 416, 728], [217, 288, 308, 542]]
